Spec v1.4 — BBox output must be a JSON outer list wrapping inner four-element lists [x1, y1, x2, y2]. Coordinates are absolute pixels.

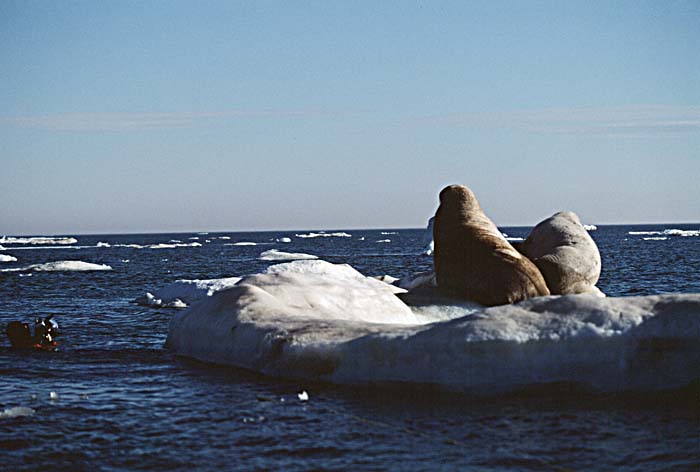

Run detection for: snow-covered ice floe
[[294, 232, 352, 239], [629, 229, 700, 237], [0, 236, 78, 245], [1, 260, 112, 272], [0, 254, 18, 262], [136, 277, 242, 308], [166, 260, 700, 394], [259, 249, 318, 261]]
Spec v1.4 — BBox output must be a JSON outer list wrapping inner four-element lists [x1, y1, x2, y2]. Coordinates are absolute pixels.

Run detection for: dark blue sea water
[[1, 225, 699, 471]]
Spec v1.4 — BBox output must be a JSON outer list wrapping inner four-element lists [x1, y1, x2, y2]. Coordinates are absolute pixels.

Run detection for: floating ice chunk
[[166, 260, 700, 394], [0, 236, 77, 245], [259, 249, 318, 261], [150, 242, 202, 249], [219, 236, 231, 240], [583, 224, 597, 231], [189, 237, 200, 240], [136, 276, 242, 308], [0, 406, 36, 419], [0, 254, 18, 262], [1, 260, 112, 272], [643, 237, 668, 241], [297, 391, 309, 402], [629, 229, 700, 237], [276, 237, 292, 243], [376, 239, 391, 243], [49, 391, 59, 400], [228, 242, 257, 246], [96, 242, 111, 248], [0, 244, 5, 250], [381, 232, 398, 235], [295, 232, 352, 238]]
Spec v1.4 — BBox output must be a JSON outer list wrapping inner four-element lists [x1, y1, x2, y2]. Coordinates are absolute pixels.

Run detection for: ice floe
[[275, 237, 292, 243], [629, 229, 700, 237], [259, 249, 318, 261], [584, 224, 598, 231], [150, 242, 202, 249], [376, 239, 391, 243], [0, 236, 78, 245], [295, 232, 352, 239], [0, 406, 36, 419], [0, 254, 18, 262], [226, 242, 258, 246], [1, 260, 113, 272], [136, 276, 242, 308], [167, 259, 700, 394]]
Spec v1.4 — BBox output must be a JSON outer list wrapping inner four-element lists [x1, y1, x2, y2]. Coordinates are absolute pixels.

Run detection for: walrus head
[[438, 185, 483, 221]]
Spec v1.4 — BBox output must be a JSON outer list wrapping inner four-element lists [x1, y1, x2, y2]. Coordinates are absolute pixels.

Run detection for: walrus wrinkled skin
[[518, 211, 602, 295], [433, 185, 550, 306]]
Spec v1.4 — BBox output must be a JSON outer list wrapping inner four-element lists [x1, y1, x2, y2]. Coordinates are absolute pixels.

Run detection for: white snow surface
[[1, 260, 112, 272], [259, 249, 318, 261], [0, 236, 77, 245], [166, 260, 700, 393], [0, 254, 18, 262], [136, 276, 242, 308]]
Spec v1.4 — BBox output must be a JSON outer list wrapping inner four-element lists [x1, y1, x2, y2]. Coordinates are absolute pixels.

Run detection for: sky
[[1, 0, 699, 235]]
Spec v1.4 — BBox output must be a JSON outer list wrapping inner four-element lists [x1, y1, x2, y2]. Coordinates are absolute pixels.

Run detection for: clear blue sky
[[1, 0, 698, 234]]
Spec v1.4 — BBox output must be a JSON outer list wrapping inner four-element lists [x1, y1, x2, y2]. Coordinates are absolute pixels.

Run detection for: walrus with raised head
[[433, 185, 550, 306], [517, 211, 602, 296]]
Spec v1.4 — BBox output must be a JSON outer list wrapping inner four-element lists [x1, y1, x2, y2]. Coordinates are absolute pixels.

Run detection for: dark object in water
[[6, 315, 59, 351]]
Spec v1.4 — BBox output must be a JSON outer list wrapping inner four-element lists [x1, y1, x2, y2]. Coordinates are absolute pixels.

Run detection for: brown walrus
[[433, 184, 550, 306]]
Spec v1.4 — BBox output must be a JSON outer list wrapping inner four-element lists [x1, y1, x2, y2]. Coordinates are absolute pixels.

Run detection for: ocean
[[1, 225, 699, 471]]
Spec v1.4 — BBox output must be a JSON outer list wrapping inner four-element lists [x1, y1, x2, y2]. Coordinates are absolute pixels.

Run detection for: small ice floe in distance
[[629, 229, 700, 237], [0, 236, 78, 245], [150, 242, 202, 249], [376, 239, 391, 243], [227, 242, 257, 246], [0, 406, 36, 419], [294, 232, 352, 238], [1, 261, 112, 272], [0, 254, 18, 262], [583, 224, 597, 231], [275, 237, 292, 243], [297, 391, 309, 402]]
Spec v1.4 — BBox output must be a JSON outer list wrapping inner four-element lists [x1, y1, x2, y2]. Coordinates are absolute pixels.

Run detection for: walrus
[[433, 185, 550, 306], [517, 211, 602, 296]]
